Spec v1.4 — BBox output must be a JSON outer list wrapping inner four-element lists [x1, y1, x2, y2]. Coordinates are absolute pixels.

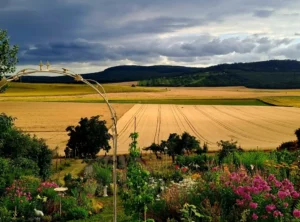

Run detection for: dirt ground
[[0, 102, 133, 155], [107, 104, 300, 155]]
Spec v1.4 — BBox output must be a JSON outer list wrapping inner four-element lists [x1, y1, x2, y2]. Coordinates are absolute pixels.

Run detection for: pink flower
[[267, 174, 275, 182], [273, 210, 283, 217], [266, 204, 276, 213], [283, 202, 289, 208], [293, 209, 300, 218], [236, 199, 245, 206], [252, 213, 258, 220], [291, 191, 300, 199], [249, 202, 258, 209], [278, 191, 288, 199]]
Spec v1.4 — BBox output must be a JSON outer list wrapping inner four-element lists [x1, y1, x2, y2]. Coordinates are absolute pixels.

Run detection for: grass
[[0, 96, 271, 105], [0, 82, 163, 97], [50, 159, 87, 185], [260, 96, 300, 107]]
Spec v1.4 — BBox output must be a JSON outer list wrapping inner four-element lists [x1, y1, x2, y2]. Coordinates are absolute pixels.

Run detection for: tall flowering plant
[[4, 180, 34, 218], [223, 172, 300, 221]]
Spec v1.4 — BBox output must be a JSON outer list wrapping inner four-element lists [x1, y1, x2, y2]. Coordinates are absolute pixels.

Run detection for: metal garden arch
[[0, 61, 119, 222]]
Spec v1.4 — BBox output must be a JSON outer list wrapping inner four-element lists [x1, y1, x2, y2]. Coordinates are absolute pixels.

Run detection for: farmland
[[109, 104, 300, 154], [0, 101, 133, 155], [1, 83, 300, 154]]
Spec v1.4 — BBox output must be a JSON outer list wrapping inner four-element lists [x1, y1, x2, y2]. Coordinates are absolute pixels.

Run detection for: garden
[[0, 113, 300, 222]]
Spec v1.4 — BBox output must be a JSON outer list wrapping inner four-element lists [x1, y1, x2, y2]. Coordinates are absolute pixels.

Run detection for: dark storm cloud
[[1, 0, 300, 69], [253, 10, 274, 18], [19, 34, 297, 65]]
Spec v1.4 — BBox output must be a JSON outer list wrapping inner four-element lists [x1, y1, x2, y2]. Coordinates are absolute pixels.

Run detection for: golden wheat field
[[0, 102, 133, 155], [106, 104, 300, 155]]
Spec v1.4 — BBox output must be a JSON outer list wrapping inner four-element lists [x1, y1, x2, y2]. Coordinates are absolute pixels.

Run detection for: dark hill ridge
[[18, 60, 300, 88]]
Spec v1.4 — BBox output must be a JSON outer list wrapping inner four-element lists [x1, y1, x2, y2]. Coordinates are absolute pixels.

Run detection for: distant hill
[[19, 65, 201, 84], [18, 60, 300, 88]]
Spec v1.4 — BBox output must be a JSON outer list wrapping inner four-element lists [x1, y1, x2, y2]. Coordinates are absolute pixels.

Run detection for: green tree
[[143, 143, 163, 159], [121, 132, 154, 221], [65, 115, 111, 158], [0, 113, 52, 180], [0, 29, 18, 78], [165, 133, 182, 162], [217, 140, 243, 164], [181, 131, 200, 154]]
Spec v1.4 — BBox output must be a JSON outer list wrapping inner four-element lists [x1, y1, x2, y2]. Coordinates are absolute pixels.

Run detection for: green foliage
[[180, 203, 205, 222], [217, 140, 243, 164], [66, 115, 111, 158], [138, 60, 300, 89], [0, 29, 18, 77], [0, 113, 52, 180], [163, 132, 202, 162], [222, 151, 272, 172], [176, 155, 213, 171], [93, 163, 112, 186], [65, 207, 89, 220], [0, 207, 11, 222], [121, 132, 155, 221], [143, 143, 163, 159]]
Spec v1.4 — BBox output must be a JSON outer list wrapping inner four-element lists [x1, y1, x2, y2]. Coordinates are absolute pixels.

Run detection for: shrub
[[176, 154, 213, 171], [65, 207, 88, 220], [0, 207, 11, 222], [93, 164, 112, 186], [217, 140, 243, 164]]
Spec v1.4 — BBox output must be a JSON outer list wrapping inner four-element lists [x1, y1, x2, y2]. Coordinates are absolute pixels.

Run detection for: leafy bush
[[222, 151, 272, 172], [0, 207, 11, 222], [176, 154, 213, 171], [65, 207, 88, 220], [93, 163, 112, 186], [217, 140, 243, 164]]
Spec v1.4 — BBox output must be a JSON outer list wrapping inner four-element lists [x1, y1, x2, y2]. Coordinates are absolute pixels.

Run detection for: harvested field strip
[[249, 107, 300, 127], [212, 106, 291, 136], [194, 106, 273, 143], [153, 105, 161, 144], [117, 104, 147, 143], [108, 105, 300, 154], [175, 106, 213, 144], [117, 104, 145, 140], [170, 105, 183, 134], [230, 107, 295, 129]]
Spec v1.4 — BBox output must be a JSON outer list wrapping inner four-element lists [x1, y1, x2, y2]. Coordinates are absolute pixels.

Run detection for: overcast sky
[[1, 0, 300, 74]]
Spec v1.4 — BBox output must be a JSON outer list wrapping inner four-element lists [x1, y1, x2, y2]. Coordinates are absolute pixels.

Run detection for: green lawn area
[[0, 97, 271, 105], [69, 196, 131, 222], [50, 159, 87, 185]]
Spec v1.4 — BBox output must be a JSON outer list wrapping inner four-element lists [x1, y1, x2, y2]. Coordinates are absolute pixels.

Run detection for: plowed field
[[107, 104, 300, 154]]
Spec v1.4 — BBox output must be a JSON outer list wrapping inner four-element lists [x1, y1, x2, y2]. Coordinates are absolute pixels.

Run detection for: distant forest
[[17, 60, 300, 89]]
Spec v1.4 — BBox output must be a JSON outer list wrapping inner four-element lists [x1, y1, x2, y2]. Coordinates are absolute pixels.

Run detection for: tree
[[143, 143, 163, 159], [0, 29, 18, 78], [0, 113, 52, 180], [164, 132, 201, 162], [65, 115, 111, 158], [217, 140, 243, 164], [181, 131, 200, 154], [166, 133, 182, 162]]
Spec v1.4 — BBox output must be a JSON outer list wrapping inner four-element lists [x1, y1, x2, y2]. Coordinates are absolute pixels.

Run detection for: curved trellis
[[0, 62, 118, 222]]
